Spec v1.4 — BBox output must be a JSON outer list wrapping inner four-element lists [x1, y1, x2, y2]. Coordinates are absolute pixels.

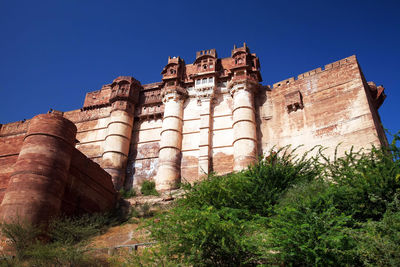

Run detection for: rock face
[[0, 44, 388, 217]]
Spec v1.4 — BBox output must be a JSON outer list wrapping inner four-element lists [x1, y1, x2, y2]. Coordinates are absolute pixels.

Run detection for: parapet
[[272, 55, 358, 89], [196, 48, 217, 59]]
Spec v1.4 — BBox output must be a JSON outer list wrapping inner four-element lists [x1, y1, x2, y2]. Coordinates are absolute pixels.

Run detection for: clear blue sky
[[1, 0, 399, 139]]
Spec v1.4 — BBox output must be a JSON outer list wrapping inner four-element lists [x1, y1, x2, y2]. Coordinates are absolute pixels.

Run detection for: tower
[[155, 57, 188, 191], [192, 49, 218, 176], [102, 76, 140, 190], [228, 43, 262, 171]]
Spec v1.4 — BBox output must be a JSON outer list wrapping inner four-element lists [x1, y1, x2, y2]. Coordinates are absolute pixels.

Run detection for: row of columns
[[155, 79, 258, 191], [100, 77, 259, 192]]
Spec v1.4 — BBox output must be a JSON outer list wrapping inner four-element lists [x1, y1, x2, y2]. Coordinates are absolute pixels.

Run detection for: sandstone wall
[[259, 55, 385, 158], [62, 148, 117, 215], [64, 107, 112, 164], [181, 97, 200, 183], [0, 121, 29, 203], [211, 90, 234, 175], [0, 113, 117, 224], [127, 118, 162, 189]]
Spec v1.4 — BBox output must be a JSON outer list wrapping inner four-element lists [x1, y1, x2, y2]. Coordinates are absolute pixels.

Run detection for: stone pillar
[[0, 113, 77, 225], [102, 110, 134, 190], [229, 80, 258, 171], [156, 89, 186, 191], [198, 99, 212, 176], [102, 76, 140, 190]]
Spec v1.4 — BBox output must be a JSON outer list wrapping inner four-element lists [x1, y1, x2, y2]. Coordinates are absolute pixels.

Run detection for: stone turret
[[228, 43, 261, 171], [0, 113, 77, 224], [155, 57, 188, 191], [102, 76, 141, 190]]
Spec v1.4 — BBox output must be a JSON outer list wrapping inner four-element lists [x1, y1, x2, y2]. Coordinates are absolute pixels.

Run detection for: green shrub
[[179, 146, 321, 217], [47, 213, 115, 244], [0, 211, 125, 265], [321, 146, 400, 221], [353, 209, 400, 266], [266, 180, 360, 266], [265, 143, 400, 266], [141, 180, 159, 196], [148, 147, 321, 265], [119, 188, 136, 199], [146, 138, 400, 266], [0, 220, 42, 259]]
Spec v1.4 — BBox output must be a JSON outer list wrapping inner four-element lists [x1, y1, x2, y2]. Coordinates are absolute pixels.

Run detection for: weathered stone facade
[[0, 113, 117, 224], [0, 44, 387, 210]]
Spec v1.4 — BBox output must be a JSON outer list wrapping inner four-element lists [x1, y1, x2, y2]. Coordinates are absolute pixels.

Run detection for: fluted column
[[0, 113, 77, 225], [229, 80, 258, 171], [102, 110, 134, 190], [156, 90, 186, 191]]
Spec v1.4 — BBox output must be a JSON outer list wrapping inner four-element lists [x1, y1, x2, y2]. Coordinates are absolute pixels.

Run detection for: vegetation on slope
[[1, 134, 399, 266], [145, 135, 400, 266], [0, 209, 129, 266]]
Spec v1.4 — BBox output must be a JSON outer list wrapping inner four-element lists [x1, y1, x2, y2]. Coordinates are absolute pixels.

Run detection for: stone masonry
[[0, 44, 387, 223]]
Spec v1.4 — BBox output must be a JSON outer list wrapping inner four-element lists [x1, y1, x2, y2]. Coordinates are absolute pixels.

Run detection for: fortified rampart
[[0, 113, 117, 224], [0, 44, 387, 224]]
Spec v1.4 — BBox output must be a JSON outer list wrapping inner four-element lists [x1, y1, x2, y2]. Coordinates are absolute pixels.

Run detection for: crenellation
[[272, 55, 358, 90]]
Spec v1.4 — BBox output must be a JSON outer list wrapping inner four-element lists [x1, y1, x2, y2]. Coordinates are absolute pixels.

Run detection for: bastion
[[0, 44, 387, 223]]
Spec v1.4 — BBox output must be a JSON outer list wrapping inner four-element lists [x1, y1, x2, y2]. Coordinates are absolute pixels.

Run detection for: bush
[[119, 188, 136, 199], [321, 146, 400, 221], [265, 144, 400, 266], [146, 138, 400, 266], [353, 209, 400, 266], [148, 147, 321, 265], [0, 211, 125, 266], [179, 146, 321, 217], [266, 180, 360, 266], [141, 180, 159, 196]]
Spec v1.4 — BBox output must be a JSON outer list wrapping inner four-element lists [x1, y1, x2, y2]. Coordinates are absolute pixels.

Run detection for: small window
[[208, 77, 214, 83], [196, 80, 200, 85], [209, 64, 213, 69], [202, 78, 207, 84], [203, 64, 207, 70]]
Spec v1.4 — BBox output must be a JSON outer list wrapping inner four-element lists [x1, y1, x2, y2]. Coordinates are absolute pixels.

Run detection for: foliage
[[146, 136, 400, 266], [119, 187, 137, 199], [0, 211, 126, 266], [148, 146, 321, 266], [109, 245, 174, 267], [47, 212, 122, 245], [0, 220, 42, 259], [266, 180, 360, 266], [180, 146, 321, 217], [352, 208, 400, 266], [320, 145, 400, 221], [141, 180, 159, 196]]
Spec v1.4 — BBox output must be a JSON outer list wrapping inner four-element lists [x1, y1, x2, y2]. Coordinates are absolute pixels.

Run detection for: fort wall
[[260, 55, 385, 158], [0, 46, 387, 206], [0, 113, 117, 224]]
